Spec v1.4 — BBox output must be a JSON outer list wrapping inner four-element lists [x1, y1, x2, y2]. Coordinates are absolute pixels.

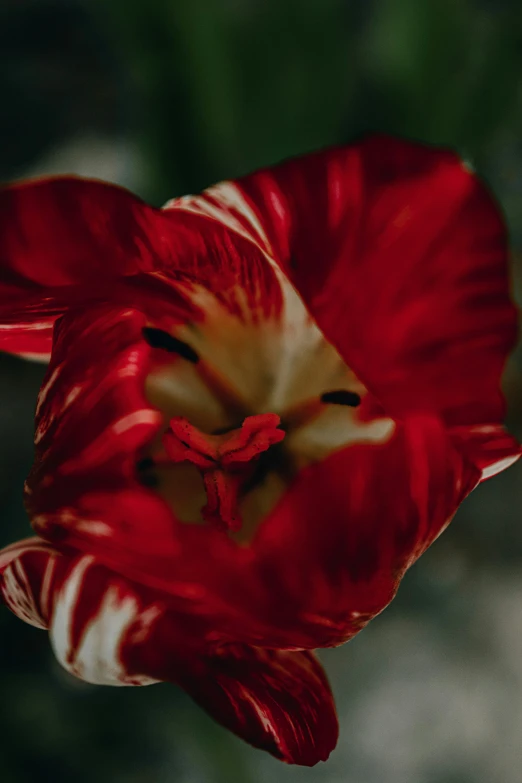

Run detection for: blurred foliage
[[93, 0, 522, 207], [1, 1, 522, 782], [2, 0, 522, 207]]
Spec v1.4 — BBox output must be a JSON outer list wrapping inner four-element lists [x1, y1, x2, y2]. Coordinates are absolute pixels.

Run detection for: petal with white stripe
[[174, 646, 338, 766]]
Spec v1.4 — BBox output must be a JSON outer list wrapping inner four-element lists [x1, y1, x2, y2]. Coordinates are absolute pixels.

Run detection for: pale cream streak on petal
[[145, 360, 227, 434], [212, 680, 281, 746], [127, 604, 162, 645], [239, 690, 280, 739], [450, 423, 521, 478], [268, 187, 287, 223], [115, 348, 143, 379], [72, 520, 113, 537], [451, 423, 518, 439], [481, 454, 520, 480], [173, 281, 358, 420], [66, 588, 158, 686], [0, 537, 54, 568], [17, 351, 51, 362], [34, 421, 50, 445], [2, 559, 47, 629], [203, 181, 271, 249], [166, 181, 357, 415], [0, 322, 52, 331], [49, 555, 95, 668], [35, 365, 62, 417], [63, 385, 82, 409], [155, 186, 401, 530], [51, 570, 159, 686], [286, 410, 396, 465], [162, 184, 369, 425], [163, 181, 368, 419], [40, 555, 58, 622], [112, 409, 161, 435], [144, 277, 391, 534], [265, 280, 325, 412], [32, 511, 112, 539], [174, 283, 286, 411], [164, 182, 272, 258]]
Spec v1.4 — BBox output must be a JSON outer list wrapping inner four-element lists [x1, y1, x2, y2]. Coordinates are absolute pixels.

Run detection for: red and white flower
[[0, 135, 519, 764]]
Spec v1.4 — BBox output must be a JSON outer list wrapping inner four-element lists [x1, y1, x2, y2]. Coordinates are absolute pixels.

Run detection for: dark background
[[1, 1, 522, 781]]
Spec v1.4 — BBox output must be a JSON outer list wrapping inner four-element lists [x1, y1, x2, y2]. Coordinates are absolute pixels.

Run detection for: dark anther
[[142, 327, 199, 363], [321, 390, 361, 407]]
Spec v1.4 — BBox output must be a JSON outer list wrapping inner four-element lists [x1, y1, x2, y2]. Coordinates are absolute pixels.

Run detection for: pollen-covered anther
[[162, 414, 285, 531]]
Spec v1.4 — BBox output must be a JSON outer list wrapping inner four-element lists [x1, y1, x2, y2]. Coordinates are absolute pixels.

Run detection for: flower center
[[161, 414, 285, 532], [141, 285, 395, 540]]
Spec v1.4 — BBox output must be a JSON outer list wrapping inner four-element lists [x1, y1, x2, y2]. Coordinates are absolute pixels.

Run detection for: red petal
[[29, 315, 481, 651], [27, 307, 161, 486], [176, 137, 517, 463], [0, 536, 244, 688], [25, 306, 186, 567], [23, 300, 487, 653], [21, 305, 278, 648], [43, 414, 483, 653], [241, 137, 517, 422], [0, 176, 284, 358], [174, 647, 338, 765], [126, 606, 338, 766], [1, 538, 337, 764], [0, 177, 171, 358], [245, 414, 481, 647], [0, 537, 58, 628], [449, 423, 521, 480], [0, 537, 163, 685]]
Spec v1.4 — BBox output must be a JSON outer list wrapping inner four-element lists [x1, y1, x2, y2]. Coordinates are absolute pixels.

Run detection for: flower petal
[[173, 647, 338, 765], [0, 176, 285, 359], [25, 306, 188, 570], [245, 414, 482, 648], [449, 423, 521, 481], [0, 177, 172, 358], [0, 537, 58, 629], [30, 326, 482, 651], [42, 414, 483, 653], [21, 304, 263, 644], [1, 537, 337, 764], [0, 537, 165, 685], [173, 136, 518, 464]]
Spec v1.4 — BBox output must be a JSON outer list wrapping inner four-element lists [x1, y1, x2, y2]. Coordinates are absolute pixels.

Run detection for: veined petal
[[44, 414, 483, 653], [20, 304, 270, 645], [17, 265, 495, 655], [1, 538, 338, 764], [0, 322, 56, 361], [0, 176, 285, 359], [244, 414, 482, 647], [173, 136, 518, 469], [27, 307, 161, 486], [0, 537, 58, 629], [0, 537, 162, 685], [0, 177, 172, 358], [173, 647, 338, 765], [28, 312, 480, 652], [449, 423, 521, 481], [25, 306, 188, 567]]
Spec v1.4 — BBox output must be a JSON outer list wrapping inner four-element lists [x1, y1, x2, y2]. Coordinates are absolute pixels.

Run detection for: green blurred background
[[1, 1, 522, 781]]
